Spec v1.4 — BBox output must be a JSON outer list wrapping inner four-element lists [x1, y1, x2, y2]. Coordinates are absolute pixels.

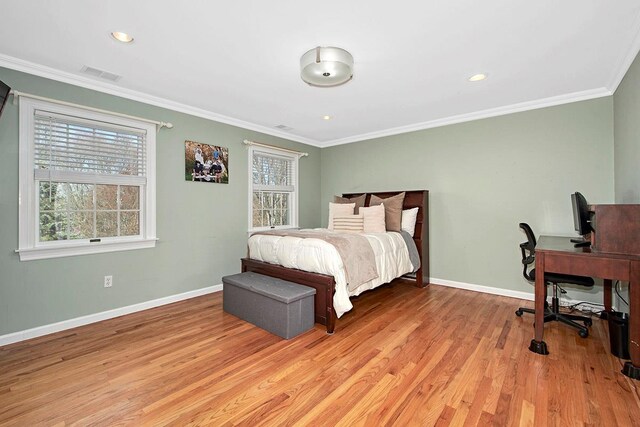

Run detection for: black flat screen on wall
[[0, 79, 11, 119]]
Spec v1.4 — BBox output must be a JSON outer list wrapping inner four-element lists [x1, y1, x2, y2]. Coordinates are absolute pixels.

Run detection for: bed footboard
[[241, 258, 337, 334]]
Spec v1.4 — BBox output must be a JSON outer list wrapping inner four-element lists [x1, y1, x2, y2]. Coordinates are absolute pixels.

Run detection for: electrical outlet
[[104, 275, 113, 288]]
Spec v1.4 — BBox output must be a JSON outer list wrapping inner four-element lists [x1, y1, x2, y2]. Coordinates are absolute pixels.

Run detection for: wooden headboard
[[341, 190, 430, 287]]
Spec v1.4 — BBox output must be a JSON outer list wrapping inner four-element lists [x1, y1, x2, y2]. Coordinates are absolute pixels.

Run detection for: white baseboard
[[431, 277, 535, 301], [0, 284, 223, 347], [2, 277, 611, 347], [430, 277, 608, 312]]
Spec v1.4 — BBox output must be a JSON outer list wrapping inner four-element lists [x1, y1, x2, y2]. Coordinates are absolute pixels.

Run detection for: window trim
[[17, 97, 157, 261], [248, 145, 299, 232]]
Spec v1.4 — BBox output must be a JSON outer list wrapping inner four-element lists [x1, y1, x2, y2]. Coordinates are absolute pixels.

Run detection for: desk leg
[[601, 279, 613, 319], [529, 251, 549, 355], [623, 260, 640, 380]]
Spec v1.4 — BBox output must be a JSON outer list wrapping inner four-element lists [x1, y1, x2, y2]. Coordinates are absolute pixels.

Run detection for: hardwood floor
[[1, 281, 639, 426]]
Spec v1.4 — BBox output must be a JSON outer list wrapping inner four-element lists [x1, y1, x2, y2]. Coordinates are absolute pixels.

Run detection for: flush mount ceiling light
[[300, 46, 354, 87], [322, 115, 332, 120], [111, 31, 134, 43], [468, 73, 488, 82]]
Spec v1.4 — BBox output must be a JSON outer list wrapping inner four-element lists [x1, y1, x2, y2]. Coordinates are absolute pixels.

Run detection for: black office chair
[[515, 223, 595, 338]]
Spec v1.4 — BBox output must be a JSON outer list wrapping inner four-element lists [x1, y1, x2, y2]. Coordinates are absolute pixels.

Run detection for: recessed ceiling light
[[111, 32, 134, 43], [468, 73, 488, 82], [322, 115, 332, 120]]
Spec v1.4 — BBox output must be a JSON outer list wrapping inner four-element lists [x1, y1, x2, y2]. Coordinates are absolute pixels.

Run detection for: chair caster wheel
[[515, 310, 523, 317], [584, 319, 592, 327], [579, 329, 589, 338]]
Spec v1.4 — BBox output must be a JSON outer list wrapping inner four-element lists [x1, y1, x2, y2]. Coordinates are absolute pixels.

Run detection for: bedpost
[[417, 190, 429, 287]]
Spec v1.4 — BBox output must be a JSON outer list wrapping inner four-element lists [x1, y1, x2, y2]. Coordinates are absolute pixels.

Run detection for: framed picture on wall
[[185, 140, 229, 184]]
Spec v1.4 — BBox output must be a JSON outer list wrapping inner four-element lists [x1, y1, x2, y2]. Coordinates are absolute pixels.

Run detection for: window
[[18, 97, 156, 260], [248, 145, 298, 231]]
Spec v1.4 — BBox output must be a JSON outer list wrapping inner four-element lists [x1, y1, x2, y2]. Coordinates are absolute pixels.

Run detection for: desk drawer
[[544, 253, 630, 281]]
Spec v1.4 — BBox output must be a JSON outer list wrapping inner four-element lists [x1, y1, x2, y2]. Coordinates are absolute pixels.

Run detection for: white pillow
[[332, 214, 364, 233], [401, 207, 419, 237], [360, 203, 386, 233], [328, 202, 355, 230]]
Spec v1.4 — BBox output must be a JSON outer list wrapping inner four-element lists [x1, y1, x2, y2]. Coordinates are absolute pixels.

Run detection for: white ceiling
[[2, 1, 640, 147]]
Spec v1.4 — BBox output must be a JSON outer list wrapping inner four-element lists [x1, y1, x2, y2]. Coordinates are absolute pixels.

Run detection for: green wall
[[614, 52, 640, 204], [0, 64, 622, 337], [0, 67, 321, 336], [612, 49, 640, 311], [321, 99, 614, 298]]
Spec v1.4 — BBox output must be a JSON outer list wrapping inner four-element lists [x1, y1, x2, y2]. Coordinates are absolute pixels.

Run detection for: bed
[[241, 190, 429, 333]]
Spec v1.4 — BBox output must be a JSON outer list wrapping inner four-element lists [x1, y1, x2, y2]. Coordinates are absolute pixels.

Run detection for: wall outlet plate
[[104, 275, 113, 288]]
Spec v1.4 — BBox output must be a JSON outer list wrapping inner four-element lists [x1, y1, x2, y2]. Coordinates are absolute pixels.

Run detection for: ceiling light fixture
[[111, 31, 134, 43], [468, 73, 488, 82], [300, 46, 354, 87], [322, 115, 332, 120]]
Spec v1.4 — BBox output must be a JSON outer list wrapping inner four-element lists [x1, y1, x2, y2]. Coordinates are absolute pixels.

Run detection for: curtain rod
[[243, 139, 308, 157], [10, 90, 174, 130]]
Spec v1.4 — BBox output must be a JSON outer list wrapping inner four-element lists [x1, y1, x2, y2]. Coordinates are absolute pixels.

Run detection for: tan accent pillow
[[360, 204, 386, 233], [332, 214, 364, 233], [369, 192, 405, 231], [333, 194, 366, 214], [328, 202, 355, 230]]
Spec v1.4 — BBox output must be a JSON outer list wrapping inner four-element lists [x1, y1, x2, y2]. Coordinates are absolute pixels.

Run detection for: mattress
[[247, 230, 414, 317]]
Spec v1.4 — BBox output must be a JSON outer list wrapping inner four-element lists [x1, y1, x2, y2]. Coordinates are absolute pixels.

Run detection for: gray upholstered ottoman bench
[[222, 272, 316, 339]]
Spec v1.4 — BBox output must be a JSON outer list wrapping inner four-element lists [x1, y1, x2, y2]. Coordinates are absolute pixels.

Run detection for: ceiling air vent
[[81, 66, 122, 82], [274, 124, 293, 131]]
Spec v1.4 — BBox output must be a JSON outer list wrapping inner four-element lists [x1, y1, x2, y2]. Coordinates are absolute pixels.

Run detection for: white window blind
[[33, 110, 147, 185], [252, 152, 295, 191]]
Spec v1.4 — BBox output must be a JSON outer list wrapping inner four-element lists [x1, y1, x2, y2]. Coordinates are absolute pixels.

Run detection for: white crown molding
[[607, 8, 640, 93], [0, 53, 615, 149], [320, 87, 613, 147], [0, 284, 222, 347], [0, 53, 318, 146]]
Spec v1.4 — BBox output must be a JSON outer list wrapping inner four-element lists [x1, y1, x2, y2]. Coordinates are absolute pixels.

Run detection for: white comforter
[[248, 230, 414, 317]]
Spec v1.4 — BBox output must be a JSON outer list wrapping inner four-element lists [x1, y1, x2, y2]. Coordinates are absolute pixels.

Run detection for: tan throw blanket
[[253, 229, 379, 291]]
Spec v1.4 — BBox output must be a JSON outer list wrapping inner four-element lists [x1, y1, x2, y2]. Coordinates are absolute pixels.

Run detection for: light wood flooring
[[1, 281, 639, 426]]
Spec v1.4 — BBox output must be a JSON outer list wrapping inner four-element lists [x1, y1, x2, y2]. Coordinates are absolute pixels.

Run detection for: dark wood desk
[[530, 235, 640, 380]]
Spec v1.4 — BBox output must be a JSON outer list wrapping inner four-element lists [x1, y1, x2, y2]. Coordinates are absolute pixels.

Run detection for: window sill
[[16, 238, 158, 261]]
